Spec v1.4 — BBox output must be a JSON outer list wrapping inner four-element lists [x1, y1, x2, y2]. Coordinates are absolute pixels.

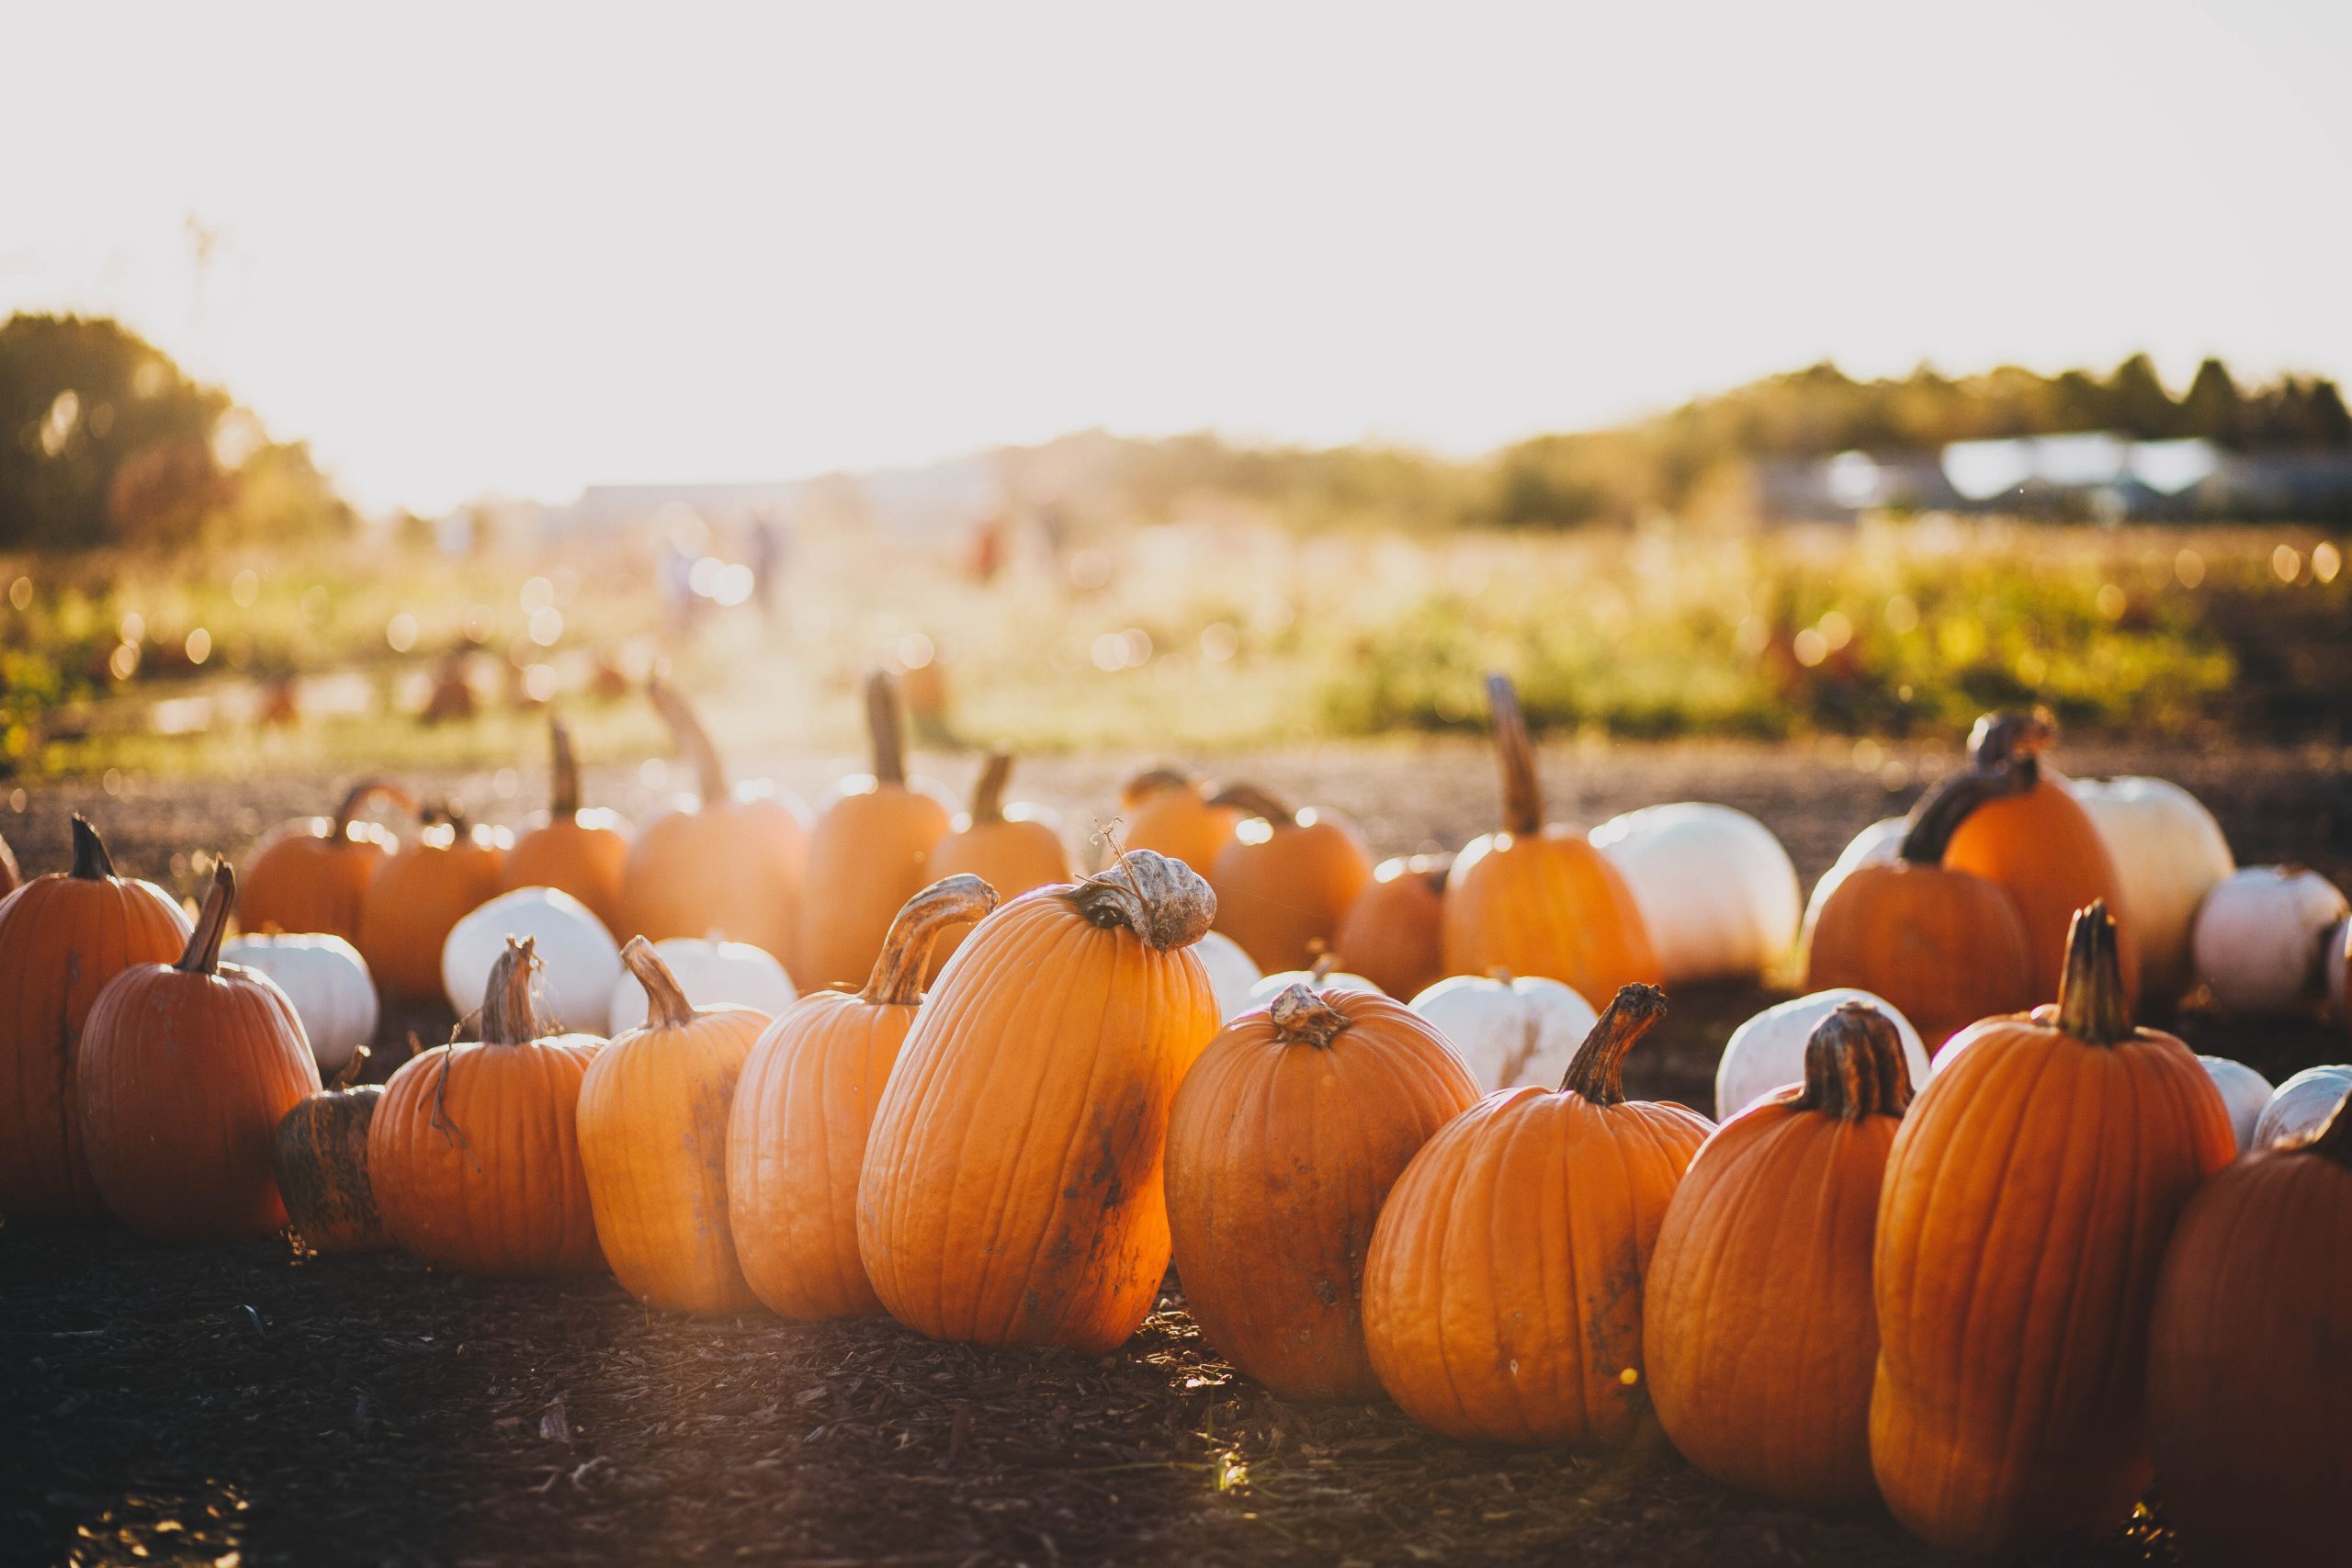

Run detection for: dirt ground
[[5, 739, 2348, 1567]]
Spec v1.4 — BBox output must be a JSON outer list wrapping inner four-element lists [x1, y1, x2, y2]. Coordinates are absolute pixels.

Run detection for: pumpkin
[[728, 875, 999, 1320], [1795, 816, 1906, 969], [442, 886, 621, 1031], [1246, 950, 1381, 1007], [2190, 865, 2348, 1017], [1714, 987, 1930, 1122], [77, 864, 322, 1242], [2148, 1086, 2352, 1562], [1206, 784, 1374, 973], [1360, 985, 1713, 1445], [858, 851, 1220, 1353], [1939, 711, 2140, 1010], [354, 805, 510, 1002], [608, 935, 797, 1033], [0, 828, 17, 899], [240, 780, 413, 940], [1869, 902, 2235, 1553], [1589, 803, 1801, 984], [923, 749, 1069, 978], [578, 939, 768, 1313], [2198, 1055, 2274, 1153], [368, 937, 605, 1276], [1646, 1002, 1914, 1509], [503, 717, 633, 937], [2070, 775, 2234, 1005], [1408, 970, 1598, 1092], [795, 671, 955, 989], [1193, 931, 1262, 1021], [271, 1048, 390, 1255], [1165, 984, 1480, 1400], [1804, 766, 2036, 1052], [620, 679, 810, 964], [1442, 674, 1657, 1000], [1120, 767, 1243, 876], [2254, 1064, 2352, 1148], [220, 932, 379, 1079], [0, 817, 192, 1222], [1333, 853, 1450, 1001]]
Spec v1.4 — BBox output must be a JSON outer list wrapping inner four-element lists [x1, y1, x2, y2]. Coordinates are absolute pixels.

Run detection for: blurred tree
[[2106, 354, 2181, 438], [2179, 358, 2244, 445]]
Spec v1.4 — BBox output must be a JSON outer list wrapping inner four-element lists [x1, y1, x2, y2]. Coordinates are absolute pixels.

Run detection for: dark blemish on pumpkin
[[1313, 1278, 1340, 1307]]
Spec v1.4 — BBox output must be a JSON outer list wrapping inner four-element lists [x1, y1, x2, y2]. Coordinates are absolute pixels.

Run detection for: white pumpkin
[[1409, 972, 1599, 1092], [2252, 1064, 2352, 1150], [1589, 803, 1802, 984], [1194, 931, 1263, 1021], [2197, 1055, 2275, 1154], [606, 934, 797, 1032], [442, 886, 622, 1032], [220, 932, 378, 1077], [1247, 960, 1382, 1008], [2070, 776, 2235, 1004], [2190, 866, 2350, 1017], [1714, 987, 1931, 1122], [1797, 815, 1908, 963]]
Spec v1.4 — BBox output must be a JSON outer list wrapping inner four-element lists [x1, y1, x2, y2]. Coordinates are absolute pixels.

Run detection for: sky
[[6, 1, 2349, 514]]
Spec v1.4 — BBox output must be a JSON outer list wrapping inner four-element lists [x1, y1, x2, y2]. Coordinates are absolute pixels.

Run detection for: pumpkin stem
[[548, 718, 581, 819], [1124, 766, 1194, 803], [328, 1043, 372, 1091], [175, 862, 237, 975], [1269, 983, 1350, 1050], [1204, 783, 1295, 826], [619, 936, 697, 1029], [867, 669, 909, 787], [479, 937, 545, 1045], [1897, 759, 2038, 864], [68, 814, 116, 879], [1485, 672, 1544, 839], [1557, 983, 1668, 1106], [863, 874, 1001, 1005], [1795, 1002, 1914, 1120], [2304, 1088, 2352, 1165], [968, 749, 1013, 825], [1969, 708, 2056, 787], [2054, 900, 2133, 1044], [648, 678, 728, 803], [1060, 848, 1216, 953], [331, 779, 416, 841], [1307, 950, 1337, 984]]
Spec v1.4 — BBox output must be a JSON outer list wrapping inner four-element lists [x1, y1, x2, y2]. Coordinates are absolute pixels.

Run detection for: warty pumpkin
[[1120, 767, 1244, 877], [77, 863, 322, 1242], [923, 750, 1069, 978], [1441, 674, 1657, 1002], [2148, 1085, 2352, 1562], [1333, 853, 1451, 1001], [503, 717, 633, 938], [1360, 985, 1713, 1445], [354, 804, 510, 1001], [240, 780, 414, 940], [1165, 984, 1479, 1400], [728, 875, 999, 1320], [1206, 784, 1374, 974], [272, 1047, 391, 1255], [858, 851, 1220, 1353], [795, 671, 955, 989], [0, 817, 192, 1222], [578, 939, 768, 1314], [368, 938, 605, 1276], [1645, 1003, 1914, 1510], [1869, 902, 2234, 1554]]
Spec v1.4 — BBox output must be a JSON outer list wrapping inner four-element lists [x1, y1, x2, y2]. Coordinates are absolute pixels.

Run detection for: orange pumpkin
[[1869, 903, 2233, 1553], [368, 938, 605, 1276], [795, 671, 955, 989], [1361, 985, 1711, 1444], [1165, 984, 1479, 1399], [620, 679, 810, 964], [1441, 674, 1657, 1001], [1645, 1002, 1914, 1509], [272, 1049, 391, 1256], [578, 939, 768, 1314], [1333, 853, 1451, 1000], [923, 750, 1069, 978], [1121, 768, 1244, 876], [728, 875, 999, 1319], [503, 717, 632, 938], [2149, 1087, 2352, 1562], [1207, 784, 1374, 973], [859, 851, 1220, 1352], [0, 817, 192, 1222], [353, 805, 509, 1001], [77, 864, 322, 1242], [241, 780, 414, 939]]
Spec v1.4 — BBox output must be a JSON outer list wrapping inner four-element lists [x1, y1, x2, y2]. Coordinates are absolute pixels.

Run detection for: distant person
[[660, 534, 699, 637], [749, 510, 791, 629], [968, 513, 1005, 585]]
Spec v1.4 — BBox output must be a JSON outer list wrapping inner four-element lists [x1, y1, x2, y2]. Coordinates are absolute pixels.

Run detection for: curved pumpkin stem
[[1306, 950, 1337, 984], [968, 749, 1013, 826], [328, 1043, 372, 1091], [69, 815, 116, 880], [331, 780, 417, 842], [1897, 760, 2038, 864], [1969, 708, 2056, 787], [1269, 983, 1349, 1050], [863, 874, 1001, 1005], [1485, 672, 1544, 838], [648, 678, 728, 804], [480, 937, 545, 1045], [1061, 849, 1216, 953], [867, 669, 909, 787], [2054, 900, 2132, 1045], [1204, 783, 1296, 827], [175, 862, 237, 976], [548, 718, 582, 819], [619, 936, 696, 1029], [1123, 765, 1194, 804], [2305, 1088, 2352, 1166], [1558, 983, 1668, 1106], [1796, 1001, 1913, 1120]]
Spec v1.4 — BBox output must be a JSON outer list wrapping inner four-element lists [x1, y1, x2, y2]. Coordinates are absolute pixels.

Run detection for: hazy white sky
[[6, 1, 2348, 513]]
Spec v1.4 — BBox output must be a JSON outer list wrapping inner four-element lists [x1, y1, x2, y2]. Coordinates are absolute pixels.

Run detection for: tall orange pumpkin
[[1870, 903, 2233, 1553], [1164, 984, 1479, 1400], [241, 780, 414, 939], [1333, 853, 1451, 1000], [1121, 768, 1243, 876], [1207, 784, 1374, 973], [727, 875, 999, 1320], [1360, 985, 1712, 1445], [578, 939, 767, 1314], [0, 817, 191, 1222], [1441, 674, 1657, 1001], [858, 851, 1220, 1353], [923, 750, 1068, 978], [77, 864, 322, 1242], [1645, 1002, 1914, 1509], [503, 717, 632, 937], [353, 805, 509, 1001]]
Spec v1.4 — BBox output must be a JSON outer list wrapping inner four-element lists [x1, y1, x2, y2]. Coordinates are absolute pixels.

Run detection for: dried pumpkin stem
[[1307, 951, 1337, 984], [619, 936, 696, 1029], [1557, 983, 1668, 1106], [69, 815, 115, 880], [1795, 1001, 1914, 1120], [1204, 783, 1295, 826], [1123, 766, 1194, 801], [329, 1043, 372, 1091], [1060, 849, 1216, 953], [867, 670, 908, 787], [548, 718, 582, 819], [1898, 761, 2036, 864], [863, 874, 1001, 1005], [1485, 672, 1544, 838], [2307, 1088, 2352, 1165], [648, 678, 729, 802], [175, 862, 237, 976], [1269, 983, 1350, 1049], [968, 750, 1013, 825], [2054, 900, 2132, 1045], [480, 937, 545, 1045], [1968, 708, 2056, 787], [332, 779, 416, 840]]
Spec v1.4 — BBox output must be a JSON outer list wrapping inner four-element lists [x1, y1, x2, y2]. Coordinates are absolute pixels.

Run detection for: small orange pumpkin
[[271, 1047, 391, 1255], [923, 750, 1069, 978], [354, 804, 510, 1001], [241, 780, 414, 939], [1121, 768, 1244, 876], [1333, 853, 1451, 1000], [795, 671, 955, 989], [1207, 784, 1375, 973], [503, 717, 632, 937]]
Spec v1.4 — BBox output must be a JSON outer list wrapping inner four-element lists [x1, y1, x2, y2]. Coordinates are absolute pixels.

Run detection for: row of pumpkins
[[0, 677, 2346, 1563]]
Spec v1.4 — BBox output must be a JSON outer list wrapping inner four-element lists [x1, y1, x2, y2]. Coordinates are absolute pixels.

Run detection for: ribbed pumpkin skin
[[796, 785, 954, 989], [1125, 786, 1242, 877], [1442, 828, 1657, 1002], [1164, 988, 1478, 1400], [923, 820, 1067, 978], [1333, 856, 1449, 1001], [506, 814, 632, 938], [355, 829, 508, 1000], [1210, 814, 1375, 974], [1805, 862, 2035, 1051], [242, 827, 393, 939], [0, 828, 192, 1222], [1944, 769, 2140, 1009], [273, 1085, 391, 1255]]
